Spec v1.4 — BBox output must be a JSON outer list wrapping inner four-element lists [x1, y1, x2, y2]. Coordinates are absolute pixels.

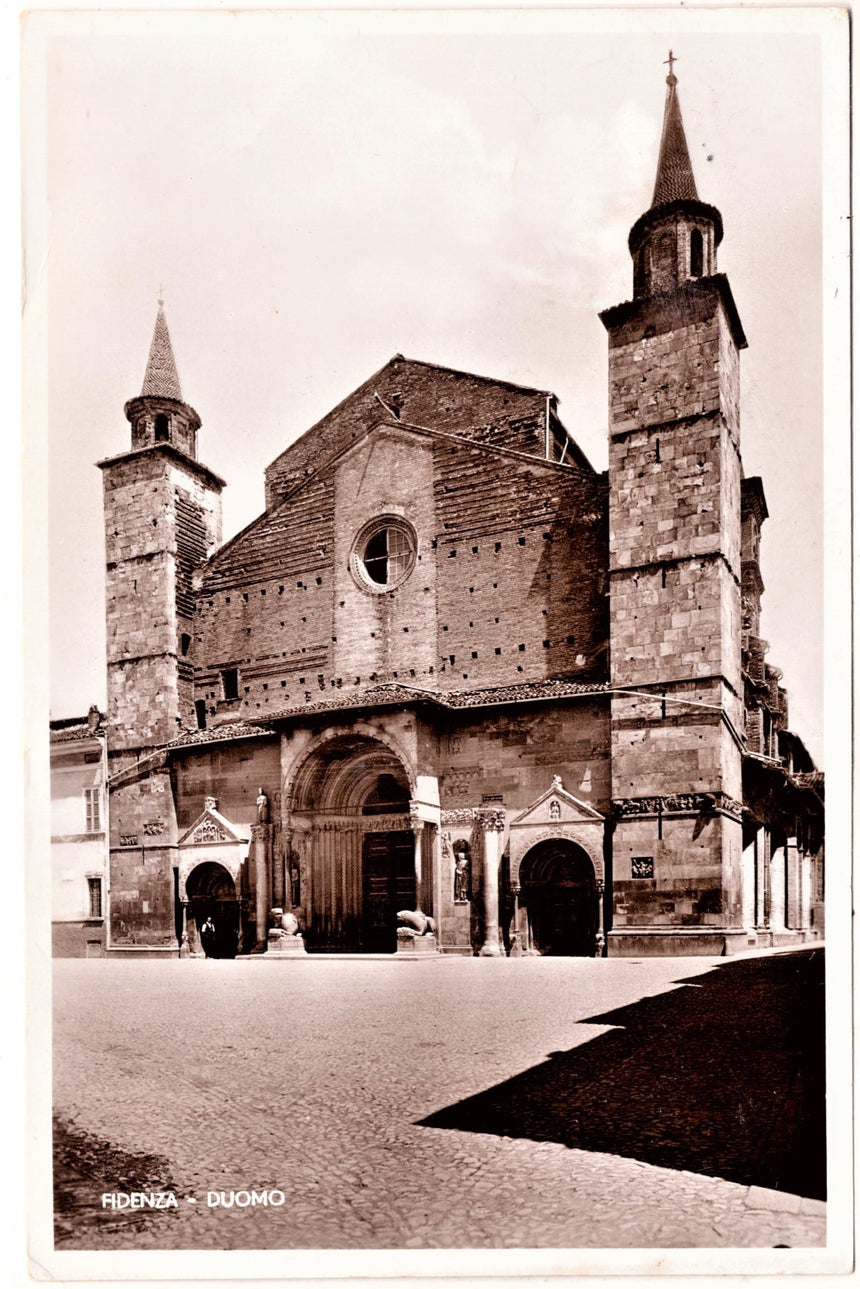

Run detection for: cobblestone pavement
[[52, 952, 826, 1251]]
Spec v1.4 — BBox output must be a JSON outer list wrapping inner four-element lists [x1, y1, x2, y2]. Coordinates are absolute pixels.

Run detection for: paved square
[[52, 952, 825, 1250]]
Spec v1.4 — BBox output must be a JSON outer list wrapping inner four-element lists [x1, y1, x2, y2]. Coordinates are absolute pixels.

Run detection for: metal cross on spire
[[664, 49, 678, 85]]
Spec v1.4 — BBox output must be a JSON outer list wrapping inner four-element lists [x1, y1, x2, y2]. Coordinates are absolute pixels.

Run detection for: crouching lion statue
[[396, 909, 436, 938]]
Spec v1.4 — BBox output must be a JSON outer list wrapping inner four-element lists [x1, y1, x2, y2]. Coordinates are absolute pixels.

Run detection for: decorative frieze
[[299, 812, 415, 834], [190, 818, 228, 843], [440, 806, 505, 830], [613, 792, 743, 821]]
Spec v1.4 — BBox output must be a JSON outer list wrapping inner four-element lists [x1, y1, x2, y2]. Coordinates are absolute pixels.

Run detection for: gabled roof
[[263, 354, 568, 503], [141, 303, 182, 400], [509, 776, 605, 826], [178, 800, 251, 847]]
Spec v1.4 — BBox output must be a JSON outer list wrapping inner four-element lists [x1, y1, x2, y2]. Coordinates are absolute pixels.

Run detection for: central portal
[[362, 830, 416, 953], [289, 735, 421, 953]]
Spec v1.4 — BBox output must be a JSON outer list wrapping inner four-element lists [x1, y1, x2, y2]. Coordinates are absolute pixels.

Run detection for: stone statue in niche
[[453, 840, 471, 903], [256, 788, 270, 824], [549, 799, 561, 821]]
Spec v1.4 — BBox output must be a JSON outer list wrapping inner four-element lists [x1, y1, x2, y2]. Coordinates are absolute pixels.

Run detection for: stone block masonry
[[101, 448, 222, 754]]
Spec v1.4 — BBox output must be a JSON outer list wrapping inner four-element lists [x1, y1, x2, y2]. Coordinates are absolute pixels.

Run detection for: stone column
[[508, 881, 521, 956], [595, 879, 606, 957], [178, 900, 190, 958], [411, 818, 424, 910], [741, 840, 756, 930], [429, 823, 443, 949], [479, 811, 505, 957], [798, 841, 811, 931], [252, 824, 270, 948], [755, 829, 769, 929], [272, 832, 286, 909], [769, 844, 786, 931]]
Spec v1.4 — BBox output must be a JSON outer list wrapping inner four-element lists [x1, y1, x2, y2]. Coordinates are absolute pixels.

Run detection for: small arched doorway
[[519, 839, 597, 956], [186, 861, 240, 959]]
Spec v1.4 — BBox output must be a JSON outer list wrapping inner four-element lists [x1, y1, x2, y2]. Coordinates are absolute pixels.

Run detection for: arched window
[[690, 228, 704, 278], [634, 248, 647, 295], [154, 413, 170, 442]]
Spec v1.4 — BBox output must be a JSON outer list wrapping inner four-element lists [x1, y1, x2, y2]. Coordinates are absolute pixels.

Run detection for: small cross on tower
[[664, 49, 678, 85]]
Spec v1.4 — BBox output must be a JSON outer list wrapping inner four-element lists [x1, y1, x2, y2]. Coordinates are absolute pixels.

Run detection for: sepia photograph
[[22, 5, 851, 1281]]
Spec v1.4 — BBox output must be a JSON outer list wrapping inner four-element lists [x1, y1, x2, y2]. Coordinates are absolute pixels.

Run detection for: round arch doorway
[[519, 839, 598, 956], [289, 733, 418, 953], [186, 861, 240, 959]]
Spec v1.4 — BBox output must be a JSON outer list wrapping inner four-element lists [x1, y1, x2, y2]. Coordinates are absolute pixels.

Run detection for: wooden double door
[[362, 830, 416, 953]]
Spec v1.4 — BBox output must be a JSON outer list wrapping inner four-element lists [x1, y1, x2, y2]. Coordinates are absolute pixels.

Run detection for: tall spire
[[141, 301, 182, 400], [651, 54, 699, 208]]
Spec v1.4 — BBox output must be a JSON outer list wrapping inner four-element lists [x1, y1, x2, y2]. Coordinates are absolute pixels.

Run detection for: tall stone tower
[[600, 62, 748, 953], [99, 304, 225, 771]]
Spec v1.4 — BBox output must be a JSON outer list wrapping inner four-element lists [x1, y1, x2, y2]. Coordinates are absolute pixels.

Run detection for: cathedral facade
[[98, 72, 824, 960]]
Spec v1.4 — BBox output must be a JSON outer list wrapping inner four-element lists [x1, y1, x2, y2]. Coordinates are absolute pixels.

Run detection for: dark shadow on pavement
[[418, 949, 825, 1199]]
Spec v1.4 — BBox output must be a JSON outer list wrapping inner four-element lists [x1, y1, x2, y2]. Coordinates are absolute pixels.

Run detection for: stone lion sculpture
[[396, 909, 436, 937]]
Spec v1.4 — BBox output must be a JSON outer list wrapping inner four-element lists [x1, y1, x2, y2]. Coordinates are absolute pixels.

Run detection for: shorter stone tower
[[99, 304, 225, 771], [601, 63, 748, 953]]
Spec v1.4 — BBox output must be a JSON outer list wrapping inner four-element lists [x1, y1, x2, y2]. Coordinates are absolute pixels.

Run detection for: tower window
[[180, 633, 192, 656], [194, 699, 207, 730], [154, 413, 169, 442], [690, 228, 704, 278], [220, 668, 239, 701]]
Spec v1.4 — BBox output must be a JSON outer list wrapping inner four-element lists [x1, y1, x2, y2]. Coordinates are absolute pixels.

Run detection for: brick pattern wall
[[194, 474, 335, 720], [193, 424, 608, 720], [264, 357, 553, 509]]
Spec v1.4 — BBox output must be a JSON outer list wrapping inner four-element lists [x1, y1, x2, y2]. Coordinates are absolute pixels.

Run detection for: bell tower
[[99, 302, 225, 771], [600, 60, 749, 954]]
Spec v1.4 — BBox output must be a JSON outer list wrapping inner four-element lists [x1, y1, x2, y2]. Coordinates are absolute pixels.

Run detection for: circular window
[[351, 517, 417, 593]]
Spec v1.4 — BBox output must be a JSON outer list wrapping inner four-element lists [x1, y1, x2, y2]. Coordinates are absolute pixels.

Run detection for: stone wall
[[103, 449, 222, 753]]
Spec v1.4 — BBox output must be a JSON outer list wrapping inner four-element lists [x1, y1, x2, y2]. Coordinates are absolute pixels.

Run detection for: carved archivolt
[[178, 846, 245, 903], [509, 825, 605, 887]]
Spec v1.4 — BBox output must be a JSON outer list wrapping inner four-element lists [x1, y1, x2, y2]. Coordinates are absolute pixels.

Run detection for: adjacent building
[[94, 69, 824, 959], [50, 706, 109, 956]]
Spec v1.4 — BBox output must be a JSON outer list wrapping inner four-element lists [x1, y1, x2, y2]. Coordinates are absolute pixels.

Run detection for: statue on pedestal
[[256, 788, 270, 824]]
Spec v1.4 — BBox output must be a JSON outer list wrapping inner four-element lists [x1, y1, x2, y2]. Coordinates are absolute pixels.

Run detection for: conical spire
[[651, 56, 698, 208], [141, 302, 182, 400]]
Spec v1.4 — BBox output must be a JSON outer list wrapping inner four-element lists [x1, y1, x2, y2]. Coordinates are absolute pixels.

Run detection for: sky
[[26, 8, 846, 767]]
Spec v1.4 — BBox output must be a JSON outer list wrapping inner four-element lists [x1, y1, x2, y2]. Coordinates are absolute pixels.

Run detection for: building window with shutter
[[84, 787, 101, 833], [87, 877, 103, 919]]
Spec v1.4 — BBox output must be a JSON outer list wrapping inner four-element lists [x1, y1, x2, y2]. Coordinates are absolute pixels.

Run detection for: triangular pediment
[[178, 799, 251, 846], [510, 776, 604, 828]]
